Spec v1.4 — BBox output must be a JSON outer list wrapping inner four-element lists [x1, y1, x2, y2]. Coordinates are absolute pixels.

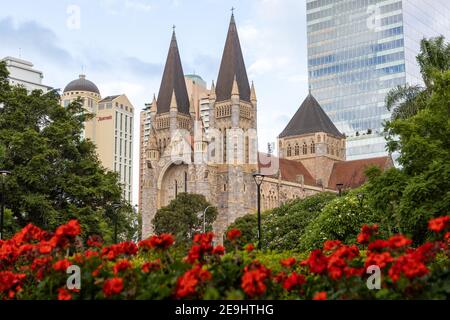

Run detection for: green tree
[[0, 61, 131, 240], [152, 193, 217, 244], [386, 36, 450, 120], [366, 36, 450, 243]]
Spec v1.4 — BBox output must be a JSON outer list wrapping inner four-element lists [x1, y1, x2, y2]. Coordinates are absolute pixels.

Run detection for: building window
[[175, 180, 178, 198], [120, 114, 123, 131], [294, 143, 300, 156], [184, 172, 188, 193], [129, 142, 132, 158], [114, 137, 117, 154], [115, 111, 118, 129], [245, 136, 249, 164], [287, 144, 292, 157], [125, 115, 128, 131], [223, 129, 227, 163], [311, 141, 316, 153], [302, 143, 307, 155]]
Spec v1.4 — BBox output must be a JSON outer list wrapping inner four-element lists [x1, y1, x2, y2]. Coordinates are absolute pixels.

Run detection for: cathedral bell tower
[[209, 13, 259, 238]]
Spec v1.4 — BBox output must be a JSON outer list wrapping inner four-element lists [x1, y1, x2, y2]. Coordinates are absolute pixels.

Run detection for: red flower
[[212, 245, 225, 256], [323, 240, 341, 251], [175, 264, 212, 299], [103, 278, 124, 297], [227, 229, 241, 242], [185, 233, 215, 264], [245, 243, 255, 252], [87, 235, 103, 248], [53, 259, 72, 272], [280, 257, 296, 268], [357, 224, 378, 244], [142, 259, 161, 273], [101, 242, 138, 260], [55, 220, 81, 238], [0, 271, 26, 294], [368, 239, 390, 252], [113, 259, 132, 275], [428, 216, 450, 233], [365, 252, 394, 269], [241, 262, 271, 298], [57, 288, 72, 301], [139, 233, 174, 251], [301, 250, 328, 274], [388, 235, 412, 249], [313, 291, 327, 300], [388, 253, 429, 282], [282, 272, 306, 291]]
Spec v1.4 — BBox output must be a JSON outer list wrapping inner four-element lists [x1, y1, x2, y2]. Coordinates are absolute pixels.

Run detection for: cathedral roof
[[328, 156, 393, 190], [258, 153, 316, 186], [215, 13, 251, 103], [156, 30, 190, 115], [279, 93, 344, 138]]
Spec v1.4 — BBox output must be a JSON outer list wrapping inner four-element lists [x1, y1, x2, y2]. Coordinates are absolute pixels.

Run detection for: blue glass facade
[[307, 0, 450, 160]]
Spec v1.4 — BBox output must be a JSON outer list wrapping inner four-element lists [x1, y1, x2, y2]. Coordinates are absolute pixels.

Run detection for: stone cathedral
[[141, 14, 392, 239]]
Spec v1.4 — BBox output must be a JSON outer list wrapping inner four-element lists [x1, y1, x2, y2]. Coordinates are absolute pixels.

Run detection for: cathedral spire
[[250, 81, 257, 102], [156, 28, 190, 114], [215, 13, 251, 102]]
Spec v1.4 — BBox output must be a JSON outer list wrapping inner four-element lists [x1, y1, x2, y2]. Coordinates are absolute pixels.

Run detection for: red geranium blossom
[[282, 272, 306, 291], [175, 264, 211, 299], [323, 240, 341, 251], [388, 235, 412, 249], [53, 259, 72, 272], [357, 224, 378, 244], [142, 259, 161, 273], [365, 251, 394, 269], [139, 233, 174, 251], [428, 216, 450, 233], [301, 249, 328, 274], [227, 229, 241, 242], [241, 262, 271, 298], [113, 259, 132, 275], [212, 245, 225, 256], [313, 291, 327, 300], [245, 243, 255, 252], [57, 288, 72, 301], [103, 278, 124, 297], [280, 257, 296, 268]]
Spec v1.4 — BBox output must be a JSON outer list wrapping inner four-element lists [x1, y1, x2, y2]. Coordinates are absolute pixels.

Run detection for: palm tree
[[385, 36, 450, 120]]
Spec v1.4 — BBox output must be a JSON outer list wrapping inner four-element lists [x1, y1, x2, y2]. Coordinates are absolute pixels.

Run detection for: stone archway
[[157, 162, 189, 208]]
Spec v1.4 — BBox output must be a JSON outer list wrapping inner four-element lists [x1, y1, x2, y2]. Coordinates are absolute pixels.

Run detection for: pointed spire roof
[[216, 13, 251, 102], [156, 30, 190, 114], [279, 93, 344, 138]]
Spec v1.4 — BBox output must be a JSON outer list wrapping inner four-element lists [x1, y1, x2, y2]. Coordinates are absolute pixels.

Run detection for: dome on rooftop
[[63, 74, 100, 94]]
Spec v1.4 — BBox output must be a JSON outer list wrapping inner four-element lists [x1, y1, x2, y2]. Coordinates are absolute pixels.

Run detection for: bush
[[1, 215, 448, 300], [299, 188, 378, 251], [224, 193, 336, 251]]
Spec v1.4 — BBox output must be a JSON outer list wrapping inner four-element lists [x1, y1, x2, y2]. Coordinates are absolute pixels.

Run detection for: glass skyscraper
[[307, 0, 450, 160]]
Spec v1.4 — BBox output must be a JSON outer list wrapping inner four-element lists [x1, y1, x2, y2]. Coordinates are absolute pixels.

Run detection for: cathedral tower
[[209, 13, 259, 237], [278, 93, 346, 188]]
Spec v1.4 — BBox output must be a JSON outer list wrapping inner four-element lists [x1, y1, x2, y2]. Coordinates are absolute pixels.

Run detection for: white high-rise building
[[307, 0, 450, 160], [1, 56, 52, 92]]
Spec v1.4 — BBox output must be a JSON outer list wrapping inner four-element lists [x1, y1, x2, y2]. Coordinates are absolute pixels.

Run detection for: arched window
[[287, 144, 292, 157], [302, 143, 307, 155], [184, 172, 188, 193], [294, 143, 300, 156], [310, 141, 315, 153], [223, 129, 227, 163]]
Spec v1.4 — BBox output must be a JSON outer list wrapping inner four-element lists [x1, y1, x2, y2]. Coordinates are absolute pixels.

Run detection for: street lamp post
[[112, 203, 122, 244], [0, 170, 11, 240], [336, 183, 344, 197], [252, 173, 265, 250], [202, 206, 211, 234]]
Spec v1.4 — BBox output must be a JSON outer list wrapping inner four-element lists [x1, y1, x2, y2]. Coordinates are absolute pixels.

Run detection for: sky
[[0, 0, 310, 206]]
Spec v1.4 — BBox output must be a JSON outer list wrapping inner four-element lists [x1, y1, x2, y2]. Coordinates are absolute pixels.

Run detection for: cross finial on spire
[[173, 24, 176, 32], [231, 7, 235, 14], [308, 84, 312, 94]]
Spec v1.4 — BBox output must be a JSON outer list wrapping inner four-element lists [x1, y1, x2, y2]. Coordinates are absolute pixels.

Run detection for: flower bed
[[0, 216, 449, 300]]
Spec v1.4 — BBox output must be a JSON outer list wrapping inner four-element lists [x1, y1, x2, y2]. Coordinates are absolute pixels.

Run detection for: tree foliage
[[365, 36, 450, 244], [0, 61, 134, 241], [152, 193, 217, 244], [225, 193, 336, 251]]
